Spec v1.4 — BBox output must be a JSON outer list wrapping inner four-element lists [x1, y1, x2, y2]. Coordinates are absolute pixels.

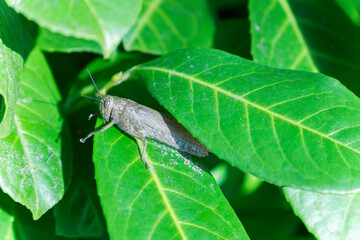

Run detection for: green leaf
[[249, 1, 360, 238], [6, 0, 142, 58], [334, 0, 360, 26], [0, 0, 30, 59], [0, 48, 64, 219], [249, 0, 360, 94], [125, 47, 360, 193], [0, 41, 22, 138], [123, 0, 215, 55], [249, 0, 318, 72], [0, 191, 16, 240], [54, 178, 104, 238], [93, 119, 248, 239], [0, 209, 15, 240], [37, 28, 102, 55], [0, 0, 26, 139], [284, 188, 360, 239]]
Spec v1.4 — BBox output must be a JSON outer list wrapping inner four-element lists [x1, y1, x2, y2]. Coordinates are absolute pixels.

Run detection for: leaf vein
[[164, 188, 236, 236], [136, 66, 360, 156]]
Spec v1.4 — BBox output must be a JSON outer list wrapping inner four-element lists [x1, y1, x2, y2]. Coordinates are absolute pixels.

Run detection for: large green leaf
[[249, 0, 360, 94], [284, 188, 360, 239], [0, 0, 26, 139], [0, 41, 22, 139], [123, 47, 360, 193], [93, 118, 248, 239], [5, 0, 142, 58], [123, 0, 215, 55], [249, 0, 318, 72], [0, 49, 64, 219], [249, 1, 360, 239]]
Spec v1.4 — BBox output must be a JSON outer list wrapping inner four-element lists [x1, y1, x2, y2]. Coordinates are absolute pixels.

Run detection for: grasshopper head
[[100, 95, 115, 122]]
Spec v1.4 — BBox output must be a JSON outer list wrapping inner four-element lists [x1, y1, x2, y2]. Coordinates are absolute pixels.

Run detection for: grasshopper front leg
[[80, 121, 115, 143]]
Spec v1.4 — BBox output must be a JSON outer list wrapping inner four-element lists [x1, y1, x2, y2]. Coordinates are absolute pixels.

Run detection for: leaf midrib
[[136, 66, 360, 156], [126, 0, 163, 46], [14, 115, 40, 216], [141, 145, 187, 240], [278, 0, 318, 72]]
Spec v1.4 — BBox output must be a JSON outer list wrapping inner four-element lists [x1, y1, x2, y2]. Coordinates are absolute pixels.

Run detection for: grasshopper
[[80, 70, 209, 168]]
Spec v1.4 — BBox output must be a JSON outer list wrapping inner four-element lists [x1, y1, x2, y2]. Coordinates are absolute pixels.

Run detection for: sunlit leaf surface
[[0, 49, 64, 219], [125, 47, 360, 193], [249, 1, 360, 239], [124, 0, 214, 55], [93, 119, 249, 240], [5, 0, 142, 58], [284, 188, 360, 240]]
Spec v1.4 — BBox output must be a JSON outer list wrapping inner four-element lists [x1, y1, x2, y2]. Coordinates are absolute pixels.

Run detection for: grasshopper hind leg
[[134, 136, 149, 169]]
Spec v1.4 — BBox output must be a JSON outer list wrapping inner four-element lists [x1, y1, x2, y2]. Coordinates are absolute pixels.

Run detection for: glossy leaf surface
[[249, 1, 360, 239], [0, 42, 22, 138], [284, 188, 360, 240], [0, 49, 64, 219], [0, 0, 25, 138], [123, 0, 214, 55], [6, 0, 142, 58], [125, 47, 360, 193], [93, 118, 248, 240]]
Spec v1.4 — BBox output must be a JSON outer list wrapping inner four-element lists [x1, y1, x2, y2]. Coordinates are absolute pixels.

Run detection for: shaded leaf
[[249, 0, 360, 94], [6, 0, 142, 58], [54, 177, 104, 238], [0, 49, 64, 219], [249, 0, 318, 71], [0, 0, 30, 58], [214, 18, 251, 59], [93, 118, 248, 240], [123, 0, 215, 55], [125, 47, 360, 193], [334, 0, 360, 26], [37, 28, 102, 55]]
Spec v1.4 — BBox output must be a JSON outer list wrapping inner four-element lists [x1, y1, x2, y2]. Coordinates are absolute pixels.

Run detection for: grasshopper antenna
[[82, 95, 102, 102], [87, 69, 103, 99]]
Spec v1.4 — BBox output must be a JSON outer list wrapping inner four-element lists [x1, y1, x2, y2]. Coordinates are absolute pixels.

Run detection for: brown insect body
[[80, 70, 209, 168], [102, 96, 209, 157]]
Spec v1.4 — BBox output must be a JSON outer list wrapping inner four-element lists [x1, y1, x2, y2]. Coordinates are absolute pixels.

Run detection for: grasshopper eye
[[105, 99, 110, 109]]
